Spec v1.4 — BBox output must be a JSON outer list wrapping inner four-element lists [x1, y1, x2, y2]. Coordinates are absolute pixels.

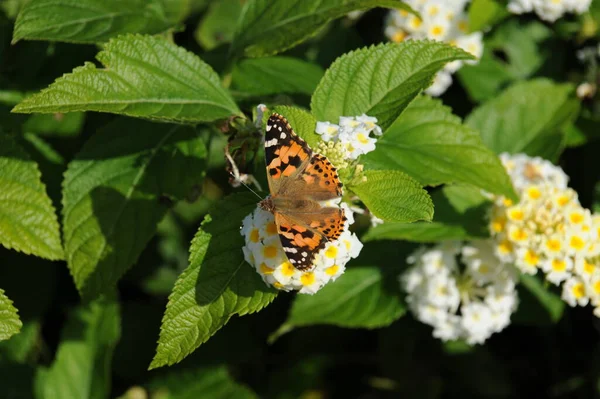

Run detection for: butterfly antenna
[[229, 171, 263, 200]]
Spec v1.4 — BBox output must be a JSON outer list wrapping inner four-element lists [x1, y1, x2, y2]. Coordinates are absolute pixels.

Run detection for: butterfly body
[[261, 113, 347, 271]]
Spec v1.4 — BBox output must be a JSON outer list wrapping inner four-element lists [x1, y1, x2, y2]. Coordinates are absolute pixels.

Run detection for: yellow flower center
[[250, 229, 260, 243], [524, 250, 539, 266], [357, 133, 369, 145], [260, 263, 274, 275], [545, 239, 561, 252], [491, 217, 506, 233], [410, 17, 422, 28], [569, 236, 586, 251], [281, 261, 296, 276], [498, 240, 513, 254], [326, 265, 339, 276], [266, 222, 278, 235], [430, 25, 444, 36], [458, 20, 469, 32], [263, 245, 278, 258], [557, 196, 570, 207], [325, 245, 338, 258], [527, 187, 541, 200], [391, 30, 407, 43], [572, 283, 585, 299], [551, 259, 567, 272], [301, 272, 316, 286], [584, 260, 596, 274], [510, 228, 528, 242], [508, 208, 525, 222], [503, 198, 514, 207], [594, 281, 600, 294], [570, 213, 584, 224]]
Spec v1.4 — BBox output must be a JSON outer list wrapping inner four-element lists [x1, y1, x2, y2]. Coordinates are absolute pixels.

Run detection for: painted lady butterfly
[[259, 113, 347, 271]]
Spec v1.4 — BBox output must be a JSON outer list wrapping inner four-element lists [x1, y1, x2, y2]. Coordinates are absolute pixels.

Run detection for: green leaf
[[22, 112, 84, 137], [468, 0, 509, 32], [150, 193, 277, 369], [232, 56, 324, 96], [145, 366, 257, 398], [34, 296, 121, 399], [231, 0, 415, 57], [0, 320, 39, 362], [311, 41, 474, 130], [274, 266, 405, 337], [12, 34, 240, 123], [349, 170, 433, 223], [362, 96, 516, 199], [513, 274, 565, 325], [62, 118, 207, 300], [194, 0, 243, 51], [364, 185, 491, 242], [458, 20, 554, 103], [0, 133, 63, 260], [271, 105, 321, 148], [13, 0, 179, 44], [0, 289, 22, 341], [465, 79, 578, 158]]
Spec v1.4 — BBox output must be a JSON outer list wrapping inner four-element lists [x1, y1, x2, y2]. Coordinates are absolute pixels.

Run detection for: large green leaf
[[13, 34, 240, 123], [0, 289, 22, 341], [194, 0, 243, 51], [275, 266, 405, 336], [0, 133, 63, 260], [62, 118, 207, 300], [35, 297, 121, 399], [362, 96, 516, 199], [468, 0, 509, 32], [349, 170, 433, 223], [232, 56, 324, 96], [311, 41, 474, 130], [458, 20, 555, 103], [231, 0, 414, 57], [465, 79, 578, 158], [13, 0, 181, 44], [150, 193, 277, 369], [364, 185, 491, 242], [145, 366, 257, 398]]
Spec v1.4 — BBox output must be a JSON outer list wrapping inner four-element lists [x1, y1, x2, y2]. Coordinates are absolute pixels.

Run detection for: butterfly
[[259, 113, 347, 271]]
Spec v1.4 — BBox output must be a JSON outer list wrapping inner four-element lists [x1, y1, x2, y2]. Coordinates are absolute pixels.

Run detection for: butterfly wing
[[265, 113, 312, 195], [265, 113, 346, 270], [275, 206, 345, 271]]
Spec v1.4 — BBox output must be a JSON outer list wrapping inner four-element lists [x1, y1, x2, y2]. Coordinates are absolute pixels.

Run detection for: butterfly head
[[258, 196, 275, 213]]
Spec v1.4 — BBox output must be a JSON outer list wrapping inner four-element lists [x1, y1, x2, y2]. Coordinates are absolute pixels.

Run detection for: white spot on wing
[[266, 124, 272, 131], [265, 138, 278, 147], [280, 132, 286, 139]]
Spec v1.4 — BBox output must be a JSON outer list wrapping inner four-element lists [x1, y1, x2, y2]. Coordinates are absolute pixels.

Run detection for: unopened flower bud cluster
[[315, 114, 382, 161], [384, 0, 483, 96], [402, 241, 519, 344], [489, 153, 600, 315], [507, 0, 592, 22]]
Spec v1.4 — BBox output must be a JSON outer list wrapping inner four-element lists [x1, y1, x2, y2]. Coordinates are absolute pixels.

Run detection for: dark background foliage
[[1, 1, 600, 398]]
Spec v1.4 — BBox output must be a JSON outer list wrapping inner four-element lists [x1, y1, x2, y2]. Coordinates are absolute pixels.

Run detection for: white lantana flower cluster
[[489, 153, 600, 315], [315, 115, 382, 161], [384, 0, 484, 96], [402, 241, 519, 344], [507, 0, 592, 22], [241, 204, 363, 294]]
